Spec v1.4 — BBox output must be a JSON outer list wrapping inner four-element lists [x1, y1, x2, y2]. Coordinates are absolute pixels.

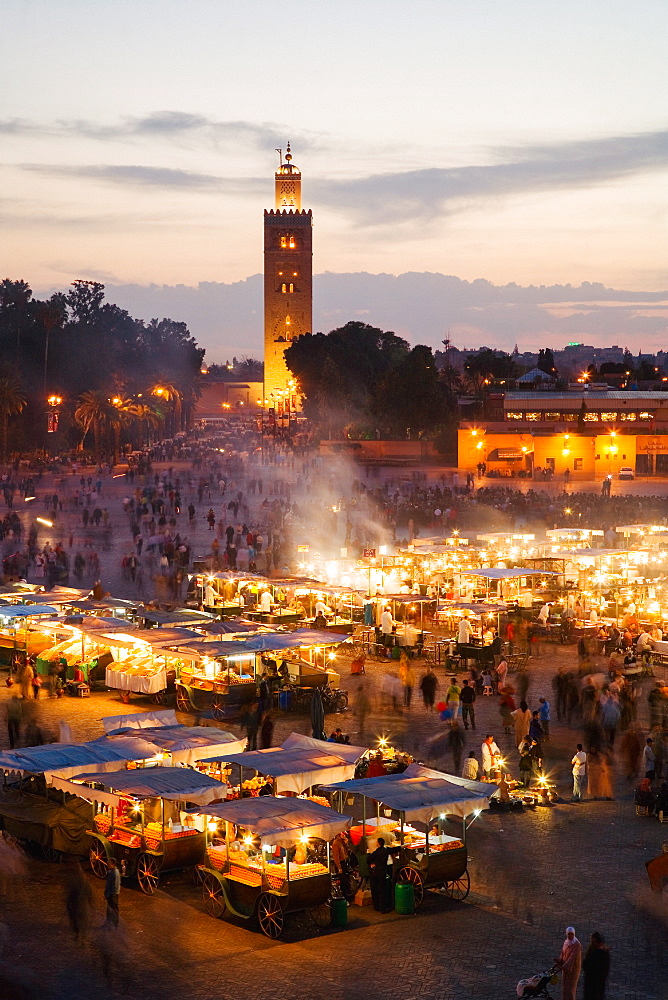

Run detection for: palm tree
[[74, 390, 121, 458], [125, 402, 160, 447], [0, 377, 26, 462], [150, 381, 182, 436]]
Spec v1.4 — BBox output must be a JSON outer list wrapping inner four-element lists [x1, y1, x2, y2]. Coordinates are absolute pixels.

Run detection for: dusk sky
[[2, 0, 666, 359]]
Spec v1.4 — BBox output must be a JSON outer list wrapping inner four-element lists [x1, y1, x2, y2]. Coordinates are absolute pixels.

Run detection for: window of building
[[562, 412, 577, 422], [545, 458, 555, 470], [281, 283, 287, 293], [279, 235, 296, 249], [574, 458, 583, 471], [524, 412, 540, 421], [595, 454, 600, 460], [584, 412, 599, 421], [544, 411, 560, 421], [639, 411, 653, 420], [289, 283, 294, 293], [506, 412, 523, 420], [600, 412, 617, 422], [619, 412, 637, 421]]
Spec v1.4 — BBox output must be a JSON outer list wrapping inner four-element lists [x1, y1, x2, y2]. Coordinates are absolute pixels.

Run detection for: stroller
[[516, 966, 559, 998]]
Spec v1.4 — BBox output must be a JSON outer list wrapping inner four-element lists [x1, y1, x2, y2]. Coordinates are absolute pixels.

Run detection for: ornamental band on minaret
[[263, 143, 312, 409]]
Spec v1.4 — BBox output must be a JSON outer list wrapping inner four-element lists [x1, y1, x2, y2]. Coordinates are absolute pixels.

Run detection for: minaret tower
[[263, 143, 312, 407]]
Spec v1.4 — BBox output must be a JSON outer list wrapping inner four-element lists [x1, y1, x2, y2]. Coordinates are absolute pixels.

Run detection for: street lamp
[[46, 395, 62, 435]]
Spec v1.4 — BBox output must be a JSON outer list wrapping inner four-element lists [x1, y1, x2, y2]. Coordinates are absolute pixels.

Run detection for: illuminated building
[[263, 143, 312, 410], [459, 389, 668, 478]]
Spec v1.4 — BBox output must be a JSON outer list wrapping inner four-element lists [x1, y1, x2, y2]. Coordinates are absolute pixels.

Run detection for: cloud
[[21, 163, 225, 190], [310, 128, 668, 224], [0, 111, 318, 152]]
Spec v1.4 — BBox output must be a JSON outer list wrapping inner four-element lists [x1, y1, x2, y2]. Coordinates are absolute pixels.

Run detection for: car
[[619, 467, 634, 480]]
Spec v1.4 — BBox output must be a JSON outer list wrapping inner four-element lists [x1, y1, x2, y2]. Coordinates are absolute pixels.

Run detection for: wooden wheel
[[89, 838, 109, 878], [175, 686, 190, 713], [189, 865, 205, 885], [211, 692, 226, 721], [445, 869, 470, 901], [308, 901, 331, 928], [42, 844, 63, 863], [257, 892, 284, 938], [150, 689, 165, 705], [396, 865, 424, 907], [137, 853, 160, 895], [202, 873, 227, 918]]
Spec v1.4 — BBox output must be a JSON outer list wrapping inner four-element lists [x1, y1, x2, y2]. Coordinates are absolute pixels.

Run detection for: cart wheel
[[151, 690, 165, 705], [42, 844, 63, 863], [334, 691, 348, 712], [189, 865, 205, 885], [202, 873, 227, 918], [257, 892, 284, 938], [175, 686, 190, 713], [89, 838, 109, 878], [396, 865, 424, 907], [445, 869, 470, 901], [137, 853, 160, 895], [308, 901, 331, 928], [211, 693, 226, 721]]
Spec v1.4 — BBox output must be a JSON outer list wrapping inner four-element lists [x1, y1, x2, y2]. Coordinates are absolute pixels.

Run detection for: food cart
[[200, 738, 360, 799], [196, 795, 351, 937], [0, 604, 59, 669], [326, 763, 494, 907], [0, 739, 155, 860], [174, 629, 349, 717], [54, 767, 226, 893]]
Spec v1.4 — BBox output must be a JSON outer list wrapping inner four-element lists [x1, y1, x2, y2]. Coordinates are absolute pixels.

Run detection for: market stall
[[197, 795, 352, 936], [0, 738, 157, 860], [98, 709, 248, 763], [201, 742, 359, 797], [0, 604, 59, 668], [54, 766, 226, 893], [326, 764, 494, 907]]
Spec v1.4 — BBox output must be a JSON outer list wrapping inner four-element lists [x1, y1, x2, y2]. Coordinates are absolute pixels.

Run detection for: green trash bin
[[394, 881, 415, 914], [331, 896, 348, 927]]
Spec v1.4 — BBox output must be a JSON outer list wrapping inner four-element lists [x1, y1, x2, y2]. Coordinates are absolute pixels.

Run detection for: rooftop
[[505, 391, 668, 401]]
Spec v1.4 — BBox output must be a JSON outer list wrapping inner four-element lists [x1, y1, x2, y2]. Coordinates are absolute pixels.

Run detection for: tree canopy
[[0, 278, 205, 453], [285, 321, 447, 437]]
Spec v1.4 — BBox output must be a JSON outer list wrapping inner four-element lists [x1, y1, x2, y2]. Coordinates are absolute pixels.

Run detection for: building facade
[[263, 143, 312, 410], [458, 389, 668, 479]]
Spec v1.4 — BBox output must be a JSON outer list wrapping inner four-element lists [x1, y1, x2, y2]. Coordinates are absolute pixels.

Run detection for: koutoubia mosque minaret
[[263, 143, 312, 408]]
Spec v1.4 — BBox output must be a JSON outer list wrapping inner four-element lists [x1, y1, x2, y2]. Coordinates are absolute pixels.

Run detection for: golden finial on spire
[[285, 142, 292, 163]]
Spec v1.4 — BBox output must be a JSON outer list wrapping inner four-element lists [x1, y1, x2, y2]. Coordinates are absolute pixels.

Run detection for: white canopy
[[202, 744, 357, 793], [281, 732, 367, 765], [102, 709, 178, 732], [326, 767, 495, 822], [52, 766, 226, 806], [199, 795, 352, 847], [0, 739, 157, 782], [99, 725, 247, 766]]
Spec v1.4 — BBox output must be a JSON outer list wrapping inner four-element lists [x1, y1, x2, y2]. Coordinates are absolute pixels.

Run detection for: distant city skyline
[[3, 0, 667, 356]]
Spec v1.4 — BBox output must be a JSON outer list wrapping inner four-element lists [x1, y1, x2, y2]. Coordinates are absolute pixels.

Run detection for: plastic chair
[[483, 684, 493, 696], [636, 805, 649, 817]]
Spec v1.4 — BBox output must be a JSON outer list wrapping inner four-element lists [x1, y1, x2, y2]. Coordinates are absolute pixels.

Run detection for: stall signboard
[[363, 549, 376, 558], [297, 545, 309, 553]]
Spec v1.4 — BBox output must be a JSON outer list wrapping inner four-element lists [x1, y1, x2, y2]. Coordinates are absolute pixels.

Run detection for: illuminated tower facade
[[263, 143, 312, 407]]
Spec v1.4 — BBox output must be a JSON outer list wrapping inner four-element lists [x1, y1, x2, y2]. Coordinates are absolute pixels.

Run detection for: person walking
[[448, 721, 465, 775], [528, 710, 544, 743], [66, 861, 94, 943], [460, 678, 476, 730], [6, 694, 23, 748], [399, 653, 415, 709], [571, 743, 587, 801], [104, 858, 121, 928], [353, 684, 371, 737], [555, 926, 582, 1000], [511, 700, 532, 747], [419, 666, 438, 710], [643, 737, 656, 780], [446, 675, 461, 720], [582, 932, 611, 1000]]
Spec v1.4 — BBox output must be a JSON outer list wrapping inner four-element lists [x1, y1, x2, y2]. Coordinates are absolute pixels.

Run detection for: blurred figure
[[419, 666, 438, 710], [65, 862, 94, 943], [619, 727, 642, 780], [447, 721, 465, 774], [634, 778, 655, 812], [399, 652, 415, 709], [353, 684, 371, 737], [571, 744, 587, 801], [582, 931, 610, 1000], [5, 695, 23, 749]]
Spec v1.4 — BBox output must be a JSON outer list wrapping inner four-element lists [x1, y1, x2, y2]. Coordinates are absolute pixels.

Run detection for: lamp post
[[46, 395, 62, 437]]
